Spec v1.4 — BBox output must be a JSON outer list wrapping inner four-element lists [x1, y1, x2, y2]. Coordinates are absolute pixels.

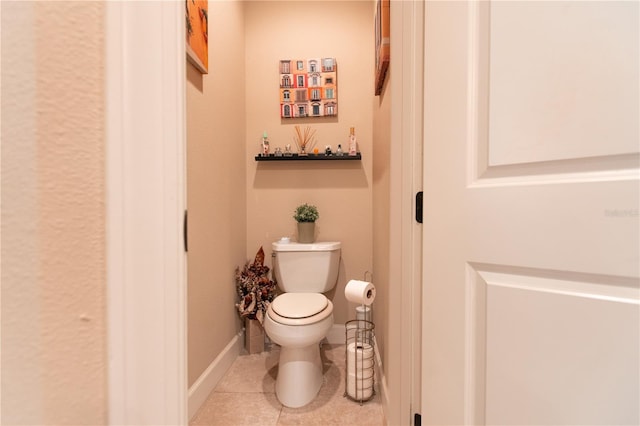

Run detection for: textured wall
[[1, 1, 107, 424], [372, 76, 391, 369], [186, 0, 248, 387], [244, 1, 374, 325]]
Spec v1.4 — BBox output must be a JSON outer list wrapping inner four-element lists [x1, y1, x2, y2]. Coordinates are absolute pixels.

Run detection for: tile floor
[[190, 344, 385, 426]]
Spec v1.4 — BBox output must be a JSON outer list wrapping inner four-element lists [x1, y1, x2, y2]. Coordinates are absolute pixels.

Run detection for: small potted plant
[[293, 203, 319, 243]]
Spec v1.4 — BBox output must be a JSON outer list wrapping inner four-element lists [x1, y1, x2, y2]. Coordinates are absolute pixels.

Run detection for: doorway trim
[[389, 0, 424, 424], [106, 2, 187, 424]]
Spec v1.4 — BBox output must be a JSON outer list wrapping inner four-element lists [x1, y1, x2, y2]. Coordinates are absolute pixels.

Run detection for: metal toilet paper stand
[[344, 313, 375, 404]]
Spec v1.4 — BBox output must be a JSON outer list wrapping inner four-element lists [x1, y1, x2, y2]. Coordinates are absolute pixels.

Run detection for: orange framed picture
[[374, 0, 390, 95], [278, 58, 338, 119], [186, 0, 208, 74]]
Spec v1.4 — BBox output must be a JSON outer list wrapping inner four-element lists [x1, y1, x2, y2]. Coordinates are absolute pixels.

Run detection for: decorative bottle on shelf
[[261, 131, 270, 156], [336, 144, 344, 156], [348, 127, 357, 156]]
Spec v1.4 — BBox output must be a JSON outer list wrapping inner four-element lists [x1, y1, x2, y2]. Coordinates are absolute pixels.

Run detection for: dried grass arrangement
[[293, 125, 317, 155]]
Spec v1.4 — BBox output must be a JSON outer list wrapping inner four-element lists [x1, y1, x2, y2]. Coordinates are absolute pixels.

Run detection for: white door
[[421, 2, 639, 425]]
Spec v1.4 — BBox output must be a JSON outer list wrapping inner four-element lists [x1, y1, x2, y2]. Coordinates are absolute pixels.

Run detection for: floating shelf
[[255, 153, 361, 161]]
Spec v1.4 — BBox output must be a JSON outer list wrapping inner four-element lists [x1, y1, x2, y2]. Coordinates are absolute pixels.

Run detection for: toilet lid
[[271, 293, 328, 318]]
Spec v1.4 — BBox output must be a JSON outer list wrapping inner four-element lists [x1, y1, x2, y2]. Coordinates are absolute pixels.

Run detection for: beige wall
[[371, 0, 393, 413], [1, 1, 107, 424], [244, 1, 374, 325], [372, 78, 391, 369], [186, 0, 248, 387]]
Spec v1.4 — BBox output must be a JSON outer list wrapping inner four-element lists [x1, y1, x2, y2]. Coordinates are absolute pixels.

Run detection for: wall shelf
[[255, 153, 361, 161]]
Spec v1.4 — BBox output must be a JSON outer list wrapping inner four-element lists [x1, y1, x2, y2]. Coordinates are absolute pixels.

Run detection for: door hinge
[[415, 191, 423, 223], [414, 412, 422, 426], [183, 210, 188, 252]]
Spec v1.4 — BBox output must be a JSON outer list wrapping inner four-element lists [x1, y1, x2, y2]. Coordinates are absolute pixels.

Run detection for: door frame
[[389, 0, 424, 424], [106, 1, 188, 424], [105, 1, 424, 424]]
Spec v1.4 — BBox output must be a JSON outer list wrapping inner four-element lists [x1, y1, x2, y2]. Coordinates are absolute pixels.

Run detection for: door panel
[[485, 275, 638, 425], [468, 265, 639, 425], [488, 2, 638, 166], [422, 2, 639, 425]]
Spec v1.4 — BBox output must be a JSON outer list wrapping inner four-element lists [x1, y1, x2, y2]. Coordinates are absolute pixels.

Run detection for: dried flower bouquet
[[235, 246, 277, 324]]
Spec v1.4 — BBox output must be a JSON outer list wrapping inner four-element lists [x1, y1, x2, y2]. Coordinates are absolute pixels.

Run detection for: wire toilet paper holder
[[344, 317, 375, 404], [344, 271, 376, 405]]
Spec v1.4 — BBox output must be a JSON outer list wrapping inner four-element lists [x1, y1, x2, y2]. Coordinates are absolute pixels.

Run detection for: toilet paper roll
[[355, 305, 371, 321], [347, 342, 375, 375], [345, 280, 376, 305], [347, 373, 374, 399], [355, 305, 373, 339], [347, 342, 374, 359]]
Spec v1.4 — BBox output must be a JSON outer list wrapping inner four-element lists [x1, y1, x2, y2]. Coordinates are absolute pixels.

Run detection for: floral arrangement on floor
[[235, 246, 277, 324]]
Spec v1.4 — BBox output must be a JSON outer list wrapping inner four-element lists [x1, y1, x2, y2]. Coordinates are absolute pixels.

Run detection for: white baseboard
[[373, 335, 390, 421], [188, 331, 243, 420]]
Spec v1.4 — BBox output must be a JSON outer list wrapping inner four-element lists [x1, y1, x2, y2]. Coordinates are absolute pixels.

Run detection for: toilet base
[[275, 343, 323, 408]]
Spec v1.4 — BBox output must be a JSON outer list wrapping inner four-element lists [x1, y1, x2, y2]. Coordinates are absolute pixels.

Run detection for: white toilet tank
[[272, 241, 341, 293]]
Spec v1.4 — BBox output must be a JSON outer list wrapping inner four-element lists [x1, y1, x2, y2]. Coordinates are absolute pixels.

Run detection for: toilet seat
[[268, 293, 333, 326]]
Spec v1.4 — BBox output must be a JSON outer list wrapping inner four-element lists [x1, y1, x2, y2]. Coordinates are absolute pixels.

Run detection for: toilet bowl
[[264, 241, 341, 408], [264, 293, 334, 408]]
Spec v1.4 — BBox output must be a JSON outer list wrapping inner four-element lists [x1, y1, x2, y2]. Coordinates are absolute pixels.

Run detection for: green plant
[[293, 203, 319, 223]]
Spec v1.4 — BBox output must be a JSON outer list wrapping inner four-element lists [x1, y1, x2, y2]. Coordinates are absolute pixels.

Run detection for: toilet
[[264, 240, 341, 408]]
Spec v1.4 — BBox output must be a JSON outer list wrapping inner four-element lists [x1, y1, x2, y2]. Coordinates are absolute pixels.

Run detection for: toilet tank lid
[[272, 241, 341, 252]]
